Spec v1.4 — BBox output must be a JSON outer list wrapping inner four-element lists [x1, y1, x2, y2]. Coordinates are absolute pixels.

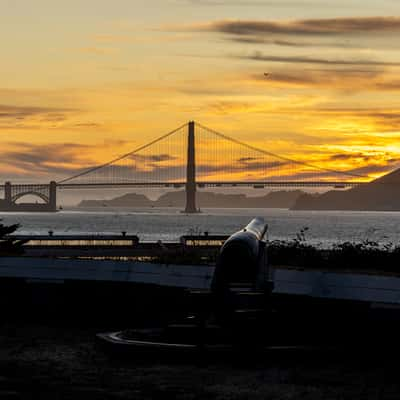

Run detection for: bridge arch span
[[12, 191, 50, 204], [0, 181, 57, 212]]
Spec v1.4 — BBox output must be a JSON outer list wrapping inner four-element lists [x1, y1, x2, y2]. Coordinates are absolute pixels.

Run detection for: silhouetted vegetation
[[268, 227, 400, 273], [0, 221, 26, 255]]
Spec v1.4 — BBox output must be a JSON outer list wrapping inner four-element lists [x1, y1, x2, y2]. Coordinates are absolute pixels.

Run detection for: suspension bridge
[[0, 121, 369, 212]]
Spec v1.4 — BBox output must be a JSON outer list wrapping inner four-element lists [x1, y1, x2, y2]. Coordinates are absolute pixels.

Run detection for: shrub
[[0, 221, 26, 256]]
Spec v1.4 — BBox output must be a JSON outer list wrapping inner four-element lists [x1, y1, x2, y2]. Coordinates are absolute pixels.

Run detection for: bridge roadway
[[54, 181, 365, 189], [0, 182, 365, 189], [0, 181, 366, 191]]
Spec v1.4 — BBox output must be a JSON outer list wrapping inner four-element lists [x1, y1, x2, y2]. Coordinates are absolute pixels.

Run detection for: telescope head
[[211, 217, 270, 294]]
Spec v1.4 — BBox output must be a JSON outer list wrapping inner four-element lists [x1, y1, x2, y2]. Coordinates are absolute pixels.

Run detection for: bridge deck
[[0, 181, 367, 190], [56, 181, 364, 188]]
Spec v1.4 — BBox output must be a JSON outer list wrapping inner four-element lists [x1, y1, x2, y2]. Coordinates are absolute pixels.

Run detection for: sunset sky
[[1, 0, 400, 185]]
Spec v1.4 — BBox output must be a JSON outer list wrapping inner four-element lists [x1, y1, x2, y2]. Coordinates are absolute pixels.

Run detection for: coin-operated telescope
[[211, 217, 271, 295]]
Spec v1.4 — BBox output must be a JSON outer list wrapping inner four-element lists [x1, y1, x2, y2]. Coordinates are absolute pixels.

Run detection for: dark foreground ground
[[1, 322, 400, 400]]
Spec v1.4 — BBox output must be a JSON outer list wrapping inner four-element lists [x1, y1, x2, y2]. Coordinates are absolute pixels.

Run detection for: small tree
[[0, 221, 25, 255]]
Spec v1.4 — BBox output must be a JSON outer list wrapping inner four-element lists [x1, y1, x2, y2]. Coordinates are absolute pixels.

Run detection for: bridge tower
[[49, 181, 57, 211], [4, 182, 11, 204], [184, 121, 198, 213]]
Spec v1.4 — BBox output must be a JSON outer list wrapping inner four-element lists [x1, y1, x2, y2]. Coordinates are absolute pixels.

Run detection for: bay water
[[2, 208, 400, 247]]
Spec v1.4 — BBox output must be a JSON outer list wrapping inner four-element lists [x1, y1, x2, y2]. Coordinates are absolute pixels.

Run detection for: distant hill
[[292, 168, 400, 211], [78, 190, 304, 209], [78, 193, 151, 208]]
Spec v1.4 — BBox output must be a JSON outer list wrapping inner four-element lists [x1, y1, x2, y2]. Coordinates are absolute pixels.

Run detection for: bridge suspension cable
[[196, 122, 367, 180], [57, 122, 188, 184]]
